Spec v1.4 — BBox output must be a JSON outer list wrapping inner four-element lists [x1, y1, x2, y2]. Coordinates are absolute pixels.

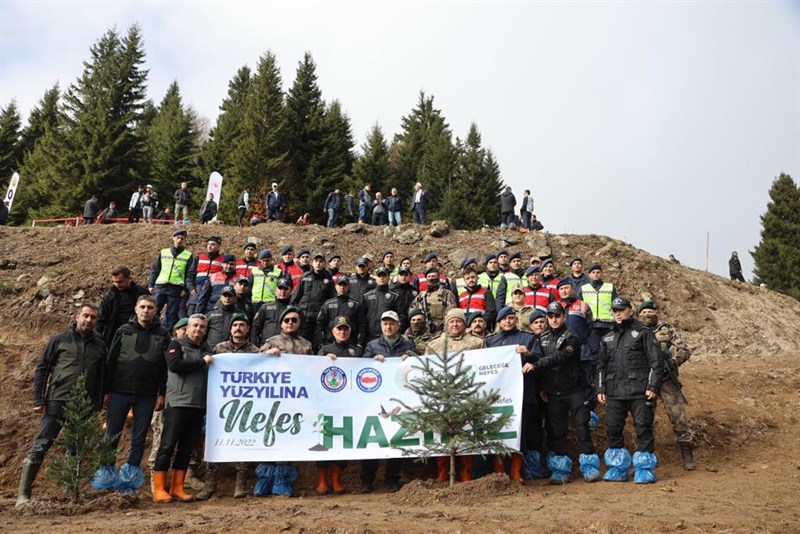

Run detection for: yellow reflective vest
[[581, 282, 614, 322], [251, 266, 282, 303], [155, 248, 192, 286]]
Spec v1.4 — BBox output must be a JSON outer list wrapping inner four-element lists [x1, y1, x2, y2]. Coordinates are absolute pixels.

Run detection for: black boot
[[16, 461, 41, 508], [679, 443, 697, 471]]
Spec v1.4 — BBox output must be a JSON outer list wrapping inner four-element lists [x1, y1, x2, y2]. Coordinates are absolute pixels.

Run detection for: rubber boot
[[632, 451, 657, 484], [170, 470, 195, 502], [509, 454, 524, 483], [603, 448, 632, 482], [184, 464, 204, 491], [492, 456, 506, 474], [547, 454, 573, 485], [435, 457, 449, 483], [459, 456, 474, 482], [152, 471, 173, 503], [315, 467, 329, 495], [579, 453, 601, 482], [331, 465, 346, 494], [195, 466, 216, 501], [234, 468, 248, 499], [16, 461, 40, 508], [679, 443, 697, 471]]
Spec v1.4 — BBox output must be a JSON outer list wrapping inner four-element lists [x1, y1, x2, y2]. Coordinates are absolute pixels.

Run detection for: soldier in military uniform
[[409, 267, 456, 335], [466, 311, 488, 338], [638, 300, 696, 470], [315, 316, 363, 495], [260, 306, 312, 356], [405, 308, 433, 354]]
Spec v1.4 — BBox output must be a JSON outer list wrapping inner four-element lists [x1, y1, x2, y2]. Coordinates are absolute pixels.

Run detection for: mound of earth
[[0, 222, 798, 532]]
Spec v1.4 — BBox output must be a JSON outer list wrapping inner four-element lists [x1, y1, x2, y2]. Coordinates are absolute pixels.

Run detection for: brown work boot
[[152, 471, 173, 503], [459, 456, 474, 482], [679, 443, 697, 471], [315, 467, 329, 495], [195, 467, 216, 501], [170, 470, 195, 502], [435, 457, 449, 483], [330, 465, 346, 494]]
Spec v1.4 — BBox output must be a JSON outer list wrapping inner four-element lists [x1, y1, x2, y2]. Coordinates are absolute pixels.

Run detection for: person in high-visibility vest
[[148, 229, 195, 330], [580, 263, 618, 363], [250, 250, 282, 313]]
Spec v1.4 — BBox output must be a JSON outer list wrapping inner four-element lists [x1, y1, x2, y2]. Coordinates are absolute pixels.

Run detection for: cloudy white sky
[[1, 1, 798, 279]]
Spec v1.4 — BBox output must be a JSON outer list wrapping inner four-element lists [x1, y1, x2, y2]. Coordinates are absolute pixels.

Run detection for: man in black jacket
[[729, 251, 745, 282], [251, 278, 293, 346], [316, 277, 366, 347], [597, 297, 662, 484], [361, 268, 400, 343], [389, 267, 418, 333], [348, 258, 376, 305], [96, 265, 150, 348], [17, 304, 106, 508], [291, 253, 334, 349], [532, 302, 599, 484], [92, 295, 171, 495]]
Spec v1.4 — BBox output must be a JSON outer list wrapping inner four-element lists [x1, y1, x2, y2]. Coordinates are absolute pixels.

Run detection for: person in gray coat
[[500, 187, 517, 228]]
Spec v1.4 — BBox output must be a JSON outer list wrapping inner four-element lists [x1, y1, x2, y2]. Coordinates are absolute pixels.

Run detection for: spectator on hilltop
[[83, 195, 99, 225], [140, 185, 158, 224], [297, 213, 311, 226], [371, 192, 387, 226], [99, 201, 119, 224], [500, 186, 516, 229], [324, 188, 341, 228], [411, 182, 429, 225], [200, 193, 218, 225], [729, 251, 745, 282], [520, 189, 534, 230], [173, 182, 192, 223], [0, 200, 9, 226], [128, 185, 144, 224], [345, 190, 356, 224], [387, 187, 403, 226], [155, 207, 171, 224], [266, 182, 283, 222], [530, 214, 544, 231], [236, 187, 249, 227], [358, 184, 372, 224]]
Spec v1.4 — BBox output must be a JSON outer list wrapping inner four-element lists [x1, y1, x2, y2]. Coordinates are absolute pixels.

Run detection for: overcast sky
[[2, 1, 798, 279]]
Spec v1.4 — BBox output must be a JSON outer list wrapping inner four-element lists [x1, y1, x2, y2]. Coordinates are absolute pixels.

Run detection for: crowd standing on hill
[[15, 223, 699, 508]]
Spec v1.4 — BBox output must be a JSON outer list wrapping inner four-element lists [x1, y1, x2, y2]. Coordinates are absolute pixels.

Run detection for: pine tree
[[305, 100, 354, 212], [145, 81, 198, 197], [751, 172, 800, 299], [45, 375, 116, 502], [19, 85, 61, 159], [352, 123, 391, 194], [391, 350, 514, 487], [0, 100, 23, 181]]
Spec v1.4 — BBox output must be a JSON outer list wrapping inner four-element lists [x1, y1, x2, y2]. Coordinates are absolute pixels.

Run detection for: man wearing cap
[[477, 254, 508, 308], [453, 257, 478, 295], [324, 188, 341, 228], [411, 182, 429, 225], [348, 257, 376, 305], [250, 250, 282, 312], [327, 254, 346, 282], [530, 302, 599, 485], [316, 276, 366, 347], [501, 252, 525, 305], [466, 312, 488, 339], [148, 230, 195, 331], [638, 300, 696, 470], [296, 250, 312, 274], [413, 253, 452, 293], [457, 267, 497, 330], [597, 297, 662, 484], [96, 265, 150, 349], [251, 278, 293, 346], [261, 306, 312, 355], [315, 316, 363, 495], [362, 267, 400, 343], [497, 250, 511, 273], [197, 313, 261, 500], [381, 251, 398, 278], [557, 279, 596, 417], [91, 294, 171, 496], [291, 253, 334, 349], [540, 258, 561, 291], [580, 264, 618, 367], [277, 246, 304, 290], [196, 254, 239, 315], [523, 266, 555, 312], [410, 267, 456, 335], [405, 308, 433, 353], [361, 311, 416, 492], [508, 286, 535, 333], [389, 266, 418, 333], [233, 278, 254, 322], [236, 242, 259, 278], [486, 306, 536, 482], [187, 236, 224, 315], [564, 257, 590, 299], [205, 285, 240, 348], [266, 182, 283, 222]]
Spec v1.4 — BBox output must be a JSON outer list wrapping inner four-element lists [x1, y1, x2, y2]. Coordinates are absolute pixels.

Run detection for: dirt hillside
[[0, 222, 798, 532]]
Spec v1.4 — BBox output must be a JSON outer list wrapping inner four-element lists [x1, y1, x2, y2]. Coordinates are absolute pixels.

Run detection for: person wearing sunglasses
[[260, 306, 312, 356]]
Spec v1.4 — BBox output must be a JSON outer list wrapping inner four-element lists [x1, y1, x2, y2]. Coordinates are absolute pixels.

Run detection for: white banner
[[5, 172, 20, 212], [206, 171, 223, 220], [205, 347, 522, 462]]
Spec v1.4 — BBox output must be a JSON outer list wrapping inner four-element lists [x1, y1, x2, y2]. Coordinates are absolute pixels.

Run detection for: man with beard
[[410, 267, 456, 335], [96, 265, 150, 348], [196, 254, 239, 314], [477, 254, 507, 309], [277, 246, 304, 290], [404, 308, 433, 354], [187, 236, 223, 315], [389, 266, 418, 333]]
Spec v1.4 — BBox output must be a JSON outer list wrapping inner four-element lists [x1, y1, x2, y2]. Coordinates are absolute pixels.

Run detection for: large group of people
[[16, 228, 697, 508]]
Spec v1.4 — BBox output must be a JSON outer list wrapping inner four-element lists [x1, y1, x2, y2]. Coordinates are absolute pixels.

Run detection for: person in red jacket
[[277, 245, 304, 291]]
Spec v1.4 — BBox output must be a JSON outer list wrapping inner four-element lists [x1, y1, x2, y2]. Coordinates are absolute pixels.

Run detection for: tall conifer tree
[[352, 123, 391, 194]]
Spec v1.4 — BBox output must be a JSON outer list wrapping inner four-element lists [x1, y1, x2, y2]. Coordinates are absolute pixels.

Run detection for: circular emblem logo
[[356, 367, 383, 393], [321, 366, 347, 392]]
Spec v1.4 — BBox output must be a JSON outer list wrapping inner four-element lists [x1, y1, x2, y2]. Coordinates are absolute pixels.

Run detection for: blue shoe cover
[[117, 463, 144, 495], [633, 451, 657, 484], [547, 454, 572, 484], [603, 448, 631, 482], [254, 462, 276, 496], [271, 464, 298, 496], [579, 454, 601, 482], [522, 450, 546, 479], [589, 411, 600, 432], [90, 465, 118, 491]]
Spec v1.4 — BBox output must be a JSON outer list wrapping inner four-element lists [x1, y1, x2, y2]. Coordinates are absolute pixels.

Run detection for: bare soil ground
[[0, 223, 798, 533]]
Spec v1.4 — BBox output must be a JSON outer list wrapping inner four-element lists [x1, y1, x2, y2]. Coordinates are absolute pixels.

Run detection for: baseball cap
[[546, 302, 564, 315], [375, 267, 389, 276], [381, 311, 400, 322], [221, 285, 235, 296], [611, 297, 632, 310], [277, 278, 292, 289], [333, 316, 351, 328]]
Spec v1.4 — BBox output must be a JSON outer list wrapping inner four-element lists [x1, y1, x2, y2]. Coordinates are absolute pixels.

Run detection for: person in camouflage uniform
[[196, 313, 263, 500], [425, 309, 486, 355], [638, 300, 696, 470], [409, 267, 456, 334], [260, 306, 313, 356], [404, 308, 433, 354], [509, 286, 535, 333]]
